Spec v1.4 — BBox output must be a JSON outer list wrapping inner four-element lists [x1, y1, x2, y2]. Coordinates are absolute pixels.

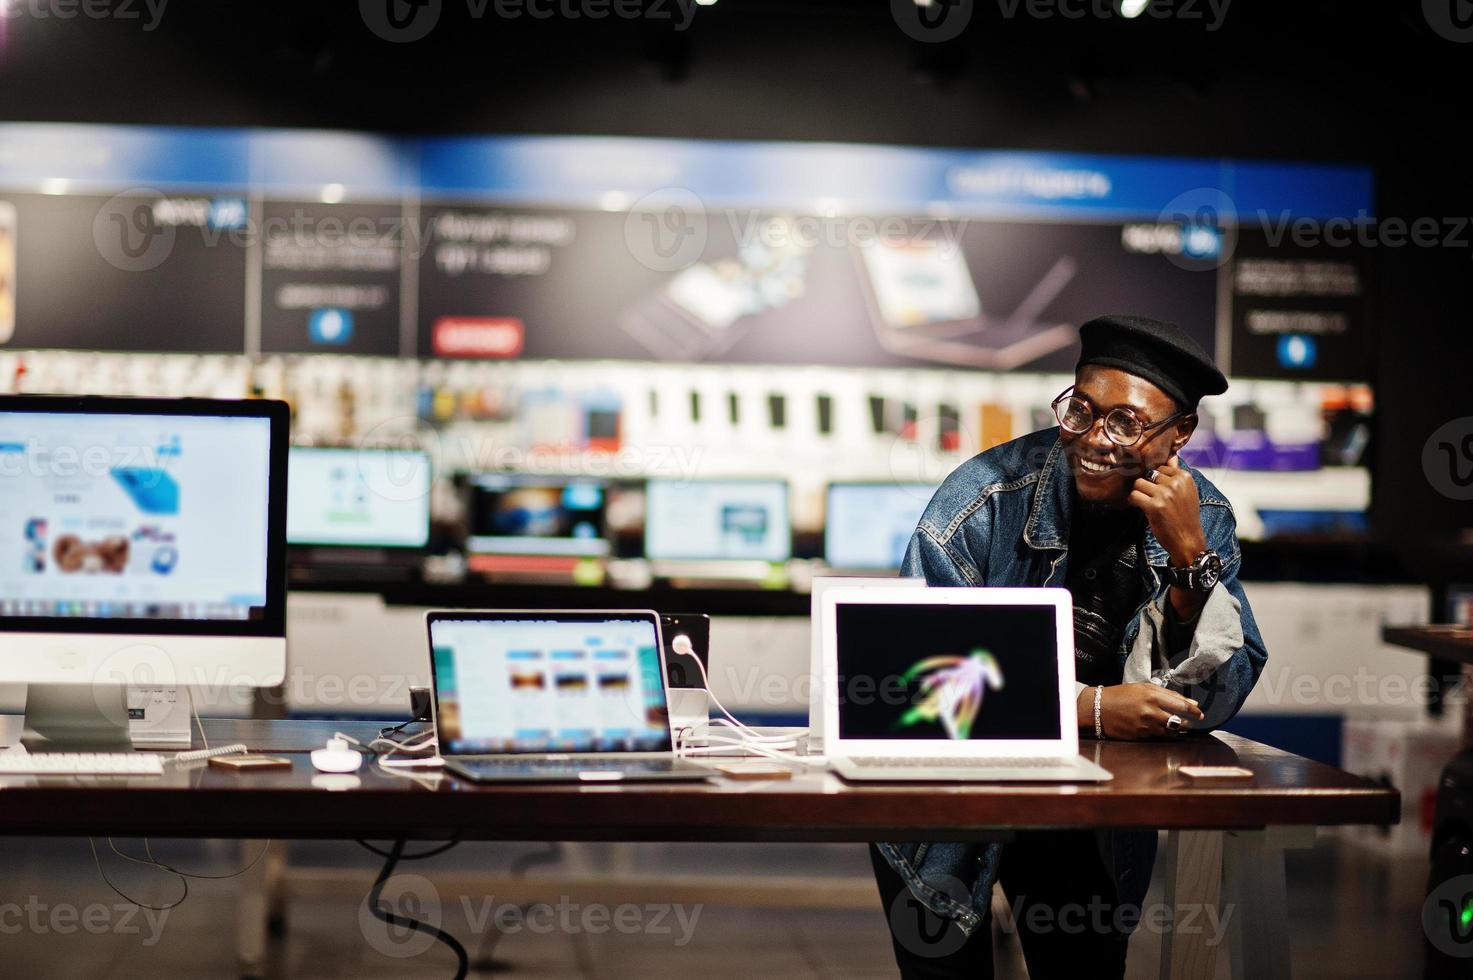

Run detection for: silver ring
[[1166, 713, 1183, 731], [1145, 468, 1160, 483]]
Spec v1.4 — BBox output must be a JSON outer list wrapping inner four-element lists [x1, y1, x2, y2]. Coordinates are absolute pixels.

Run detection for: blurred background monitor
[[644, 478, 791, 563], [286, 447, 431, 551], [824, 482, 937, 572], [465, 474, 609, 558]]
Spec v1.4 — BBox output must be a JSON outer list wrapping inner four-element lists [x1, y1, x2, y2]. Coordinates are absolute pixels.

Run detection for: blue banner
[[0, 125, 1373, 220]]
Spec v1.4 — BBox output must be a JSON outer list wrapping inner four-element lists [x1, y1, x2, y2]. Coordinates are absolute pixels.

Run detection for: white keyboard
[[0, 752, 165, 776], [849, 756, 1069, 769]]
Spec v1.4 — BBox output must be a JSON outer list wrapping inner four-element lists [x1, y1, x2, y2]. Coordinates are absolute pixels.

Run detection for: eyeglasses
[[1051, 386, 1189, 448]]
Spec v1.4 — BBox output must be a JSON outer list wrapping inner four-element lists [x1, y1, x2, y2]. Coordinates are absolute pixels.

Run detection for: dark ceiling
[[0, 0, 1463, 165]]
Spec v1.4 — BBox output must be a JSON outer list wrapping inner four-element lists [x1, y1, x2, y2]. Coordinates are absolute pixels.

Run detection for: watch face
[[1199, 552, 1223, 588]]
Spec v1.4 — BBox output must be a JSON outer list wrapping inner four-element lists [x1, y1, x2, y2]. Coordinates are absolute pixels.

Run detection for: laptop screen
[[428, 613, 672, 755], [287, 448, 431, 549], [824, 483, 935, 570], [644, 479, 791, 562], [835, 601, 1062, 742]]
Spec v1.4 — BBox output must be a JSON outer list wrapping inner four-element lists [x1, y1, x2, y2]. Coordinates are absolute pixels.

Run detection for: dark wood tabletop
[[1383, 624, 1473, 663], [0, 719, 1397, 841]]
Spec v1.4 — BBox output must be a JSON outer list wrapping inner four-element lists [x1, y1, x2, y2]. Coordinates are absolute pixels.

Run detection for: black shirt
[[1065, 502, 1147, 689]]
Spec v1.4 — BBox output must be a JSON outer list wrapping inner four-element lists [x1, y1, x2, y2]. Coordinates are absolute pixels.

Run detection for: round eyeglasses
[[1051, 386, 1188, 448]]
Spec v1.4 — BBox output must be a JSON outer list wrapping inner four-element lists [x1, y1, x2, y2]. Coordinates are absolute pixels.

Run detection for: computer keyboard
[[849, 756, 1071, 769], [0, 752, 165, 776], [457, 759, 684, 776]]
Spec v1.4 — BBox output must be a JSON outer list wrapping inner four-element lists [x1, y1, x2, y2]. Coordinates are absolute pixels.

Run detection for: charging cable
[[668, 634, 823, 766]]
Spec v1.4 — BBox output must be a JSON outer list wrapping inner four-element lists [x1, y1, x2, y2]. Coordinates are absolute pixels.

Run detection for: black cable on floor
[[365, 839, 470, 980], [356, 836, 461, 860]]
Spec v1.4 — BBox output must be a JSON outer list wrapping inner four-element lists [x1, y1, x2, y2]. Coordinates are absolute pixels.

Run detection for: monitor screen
[[0, 404, 277, 624], [287, 447, 431, 548], [429, 613, 671, 755], [644, 479, 790, 562], [835, 601, 1062, 742], [465, 475, 608, 557], [824, 483, 936, 569]]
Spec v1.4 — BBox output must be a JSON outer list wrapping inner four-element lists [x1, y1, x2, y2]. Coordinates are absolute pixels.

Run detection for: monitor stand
[[21, 683, 134, 752]]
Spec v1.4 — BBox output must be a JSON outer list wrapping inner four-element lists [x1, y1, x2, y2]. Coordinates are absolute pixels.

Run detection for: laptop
[[821, 587, 1111, 782], [807, 576, 924, 754], [426, 610, 714, 783]]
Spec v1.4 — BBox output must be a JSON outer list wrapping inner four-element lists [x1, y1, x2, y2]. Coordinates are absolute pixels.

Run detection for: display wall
[[0, 124, 1377, 537]]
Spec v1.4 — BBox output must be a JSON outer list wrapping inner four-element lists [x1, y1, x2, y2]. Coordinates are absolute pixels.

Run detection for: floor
[[0, 833, 1430, 979]]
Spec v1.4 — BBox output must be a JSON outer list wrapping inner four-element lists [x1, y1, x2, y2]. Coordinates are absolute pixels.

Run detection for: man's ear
[[1170, 415, 1198, 456]]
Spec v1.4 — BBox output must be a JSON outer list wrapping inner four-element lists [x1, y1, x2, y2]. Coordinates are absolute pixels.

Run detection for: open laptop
[[821, 587, 1111, 782], [807, 576, 924, 754], [426, 610, 714, 783]]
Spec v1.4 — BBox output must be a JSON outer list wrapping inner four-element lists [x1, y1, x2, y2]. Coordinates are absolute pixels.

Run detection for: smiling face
[[1060, 365, 1197, 506]]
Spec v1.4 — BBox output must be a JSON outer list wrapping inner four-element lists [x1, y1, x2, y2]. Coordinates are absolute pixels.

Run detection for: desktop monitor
[[287, 446, 431, 549], [0, 395, 288, 747], [644, 478, 791, 563], [465, 474, 609, 558], [824, 482, 937, 571]]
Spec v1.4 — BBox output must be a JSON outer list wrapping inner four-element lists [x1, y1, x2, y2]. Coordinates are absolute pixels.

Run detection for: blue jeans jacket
[[877, 426, 1268, 935]]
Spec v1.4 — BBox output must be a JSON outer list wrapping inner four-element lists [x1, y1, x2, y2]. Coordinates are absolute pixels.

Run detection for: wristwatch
[[1164, 549, 1223, 592]]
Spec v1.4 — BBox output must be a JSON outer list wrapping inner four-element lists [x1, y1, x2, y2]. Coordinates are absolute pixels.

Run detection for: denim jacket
[[878, 426, 1268, 935]]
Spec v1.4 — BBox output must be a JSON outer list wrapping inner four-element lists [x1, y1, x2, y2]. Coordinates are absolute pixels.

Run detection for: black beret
[[1075, 314, 1228, 408]]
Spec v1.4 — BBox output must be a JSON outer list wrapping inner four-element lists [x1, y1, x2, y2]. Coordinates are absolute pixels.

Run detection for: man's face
[[1059, 365, 1196, 506]]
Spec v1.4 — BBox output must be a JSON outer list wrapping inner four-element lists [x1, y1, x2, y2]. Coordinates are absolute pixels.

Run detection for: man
[[872, 314, 1268, 979]]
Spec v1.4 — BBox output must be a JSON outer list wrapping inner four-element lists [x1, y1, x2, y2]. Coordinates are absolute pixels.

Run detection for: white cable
[[373, 730, 443, 771], [670, 635, 810, 741], [707, 718, 799, 743], [677, 733, 824, 767], [667, 634, 826, 766]]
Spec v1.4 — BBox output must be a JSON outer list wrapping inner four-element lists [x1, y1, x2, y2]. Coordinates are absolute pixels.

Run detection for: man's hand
[[1128, 455, 1207, 568], [1079, 682, 1205, 740]]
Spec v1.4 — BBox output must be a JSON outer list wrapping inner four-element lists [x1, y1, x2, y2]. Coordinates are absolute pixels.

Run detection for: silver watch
[[1164, 549, 1222, 592]]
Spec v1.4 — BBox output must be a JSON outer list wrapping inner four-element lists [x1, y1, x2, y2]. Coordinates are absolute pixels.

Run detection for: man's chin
[[1072, 470, 1130, 507]]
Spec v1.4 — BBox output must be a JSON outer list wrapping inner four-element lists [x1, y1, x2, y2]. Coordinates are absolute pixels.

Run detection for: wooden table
[[0, 718, 1398, 980], [1383, 624, 1473, 745]]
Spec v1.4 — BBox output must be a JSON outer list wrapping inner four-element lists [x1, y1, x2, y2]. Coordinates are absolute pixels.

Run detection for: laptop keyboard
[[849, 756, 1071, 769], [455, 759, 687, 777]]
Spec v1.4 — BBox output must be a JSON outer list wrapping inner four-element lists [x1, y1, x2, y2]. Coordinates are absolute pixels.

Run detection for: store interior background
[[1, 3, 1470, 978], [0, 0, 1466, 547]]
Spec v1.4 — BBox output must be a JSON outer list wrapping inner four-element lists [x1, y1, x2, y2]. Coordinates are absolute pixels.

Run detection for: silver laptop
[[821, 587, 1111, 782], [426, 610, 713, 783]]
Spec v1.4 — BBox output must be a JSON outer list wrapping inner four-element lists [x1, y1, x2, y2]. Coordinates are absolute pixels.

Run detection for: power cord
[[668, 633, 823, 766], [92, 698, 270, 910], [365, 839, 470, 980], [357, 836, 461, 860], [89, 837, 273, 911]]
